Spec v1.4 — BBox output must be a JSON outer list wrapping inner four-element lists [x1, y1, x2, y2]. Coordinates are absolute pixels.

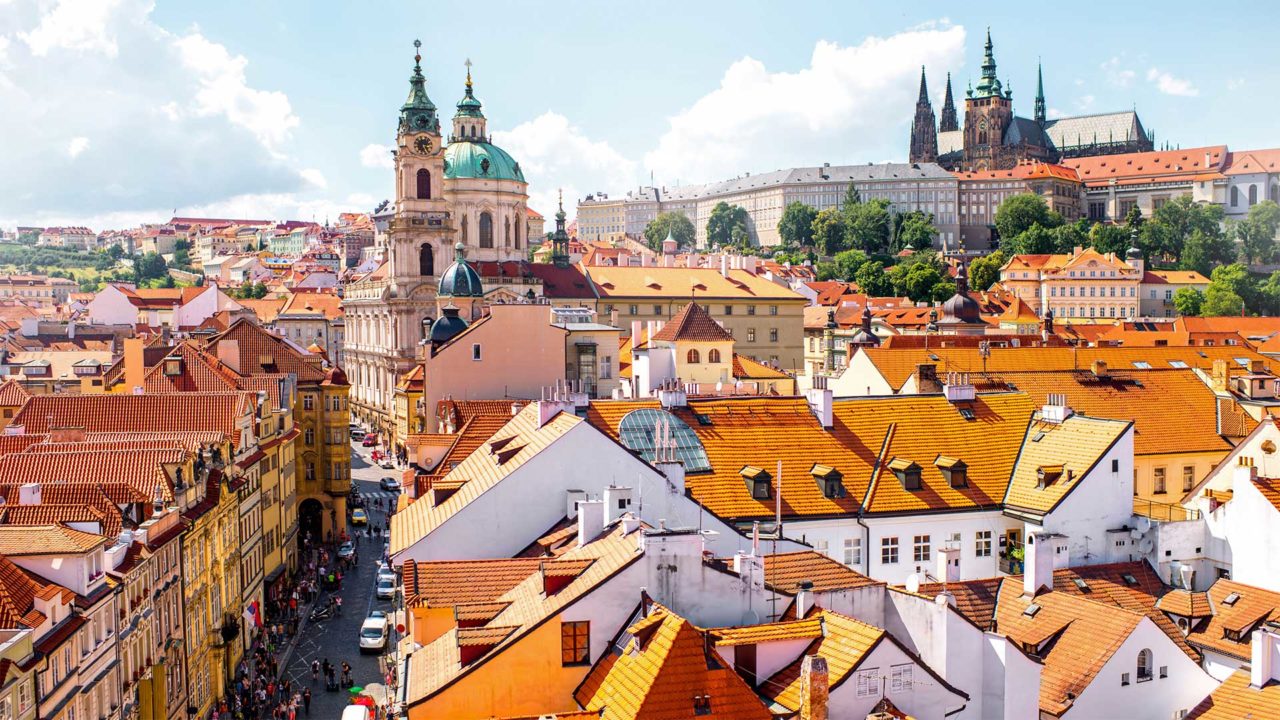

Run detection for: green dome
[[443, 141, 526, 182], [438, 243, 485, 297], [429, 305, 470, 344]]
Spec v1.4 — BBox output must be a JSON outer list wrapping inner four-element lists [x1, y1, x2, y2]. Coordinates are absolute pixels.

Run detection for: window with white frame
[[976, 531, 992, 557], [881, 537, 899, 564], [913, 535, 931, 562], [890, 664, 913, 693], [843, 538, 862, 567], [855, 668, 880, 698]]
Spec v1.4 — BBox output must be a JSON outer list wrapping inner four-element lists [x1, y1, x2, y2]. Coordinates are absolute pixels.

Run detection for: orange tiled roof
[[914, 577, 1004, 629], [649, 302, 732, 343], [0, 553, 54, 628], [1002, 412, 1131, 517], [401, 557, 542, 608], [279, 291, 343, 321], [0, 379, 31, 406], [857, 345, 1270, 392], [204, 318, 326, 383], [710, 617, 824, 646], [761, 551, 883, 594], [0, 447, 186, 503], [731, 354, 791, 381], [590, 266, 803, 301], [983, 368, 1250, 456], [1158, 589, 1213, 619], [2, 503, 123, 539], [1187, 579, 1280, 662], [1063, 146, 1227, 187], [761, 610, 890, 713], [1185, 669, 1280, 719], [0, 524, 110, 555], [805, 281, 860, 307], [13, 392, 251, 447], [953, 161, 1080, 182], [579, 607, 772, 720], [994, 584, 1145, 716], [1224, 148, 1280, 176]]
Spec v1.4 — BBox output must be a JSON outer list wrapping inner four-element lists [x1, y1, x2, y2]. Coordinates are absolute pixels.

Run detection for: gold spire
[[464, 58, 473, 91]]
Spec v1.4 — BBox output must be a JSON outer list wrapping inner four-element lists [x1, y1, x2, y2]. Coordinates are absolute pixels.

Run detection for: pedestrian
[[310, 659, 318, 683], [302, 688, 311, 715]]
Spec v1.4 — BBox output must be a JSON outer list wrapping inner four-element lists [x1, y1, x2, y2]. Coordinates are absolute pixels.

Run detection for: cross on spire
[[413, 39, 422, 67], [464, 57, 473, 90]]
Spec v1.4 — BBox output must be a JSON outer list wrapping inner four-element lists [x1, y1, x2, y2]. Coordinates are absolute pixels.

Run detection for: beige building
[[1064, 146, 1227, 222], [953, 161, 1083, 249], [592, 265, 807, 369], [1000, 246, 1143, 320], [1139, 269, 1210, 318], [576, 163, 960, 250]]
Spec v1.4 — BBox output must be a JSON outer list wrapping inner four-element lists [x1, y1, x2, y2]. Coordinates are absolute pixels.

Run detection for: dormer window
[[811, 464, 845, 499], [1037, 465, 1064, 489], [163, 357, 182, 376], [935, 456, 967, 488], [888, 458, 922, 491], [740, 466, 772, 500]]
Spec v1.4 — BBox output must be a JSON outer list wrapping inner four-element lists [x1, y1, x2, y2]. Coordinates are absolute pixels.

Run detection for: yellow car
[[351, 508, 368, 526]]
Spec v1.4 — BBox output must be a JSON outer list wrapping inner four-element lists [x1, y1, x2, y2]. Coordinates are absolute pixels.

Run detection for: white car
[[376, 575, 395, 600], [378, 458, 394, 470], [359, 612, 389, 653]]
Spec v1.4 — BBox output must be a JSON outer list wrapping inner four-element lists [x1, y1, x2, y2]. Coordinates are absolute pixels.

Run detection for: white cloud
[[1047, 108, 1065, 120], [1147, 67, 1198, 97], [494, 111, 637, 220], [172, 32, 299, 150], [1101, 57, 1135, 87], [19, 0, 129, 57], [0, 0, 309, 226], [1074, 95, 1096, 112], [1227, 77, 1246, 91], [360, 143, 394, 169], [66, 136, 89, 158], [300, 168, 327, 189], [642, 25, 966, 187]]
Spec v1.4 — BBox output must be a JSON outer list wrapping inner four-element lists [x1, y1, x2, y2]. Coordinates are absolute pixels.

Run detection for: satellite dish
[[905, 573, 921, 593], [1138, 538, 1155, 554]]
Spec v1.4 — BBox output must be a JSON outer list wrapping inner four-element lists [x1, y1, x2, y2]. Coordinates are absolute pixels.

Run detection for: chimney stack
[[577, 499, 604, 548], [123, 337, 146, 392], [1251, 628, 1280, 689], [1024, 532, 1063, 596], [796, 580, 816, 619], [798, 655, 829, 720]]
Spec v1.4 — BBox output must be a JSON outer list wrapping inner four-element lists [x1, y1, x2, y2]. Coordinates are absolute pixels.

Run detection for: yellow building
[[393, 366, 425, 452], [999, 246, 1142, 320], [0, 629, 37, 720], [592, 265, 808, 370]]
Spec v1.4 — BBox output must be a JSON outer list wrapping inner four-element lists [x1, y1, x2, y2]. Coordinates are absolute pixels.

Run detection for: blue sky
[[1, 0, 1275, 229]]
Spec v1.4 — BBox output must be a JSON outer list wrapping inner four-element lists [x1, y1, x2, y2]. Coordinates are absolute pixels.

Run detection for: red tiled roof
[[13, 393, 251, 447], [649, 302, 732, 343]]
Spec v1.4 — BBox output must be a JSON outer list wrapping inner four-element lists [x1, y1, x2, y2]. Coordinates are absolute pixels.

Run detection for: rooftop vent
[[1023, 603, 1041, 618]]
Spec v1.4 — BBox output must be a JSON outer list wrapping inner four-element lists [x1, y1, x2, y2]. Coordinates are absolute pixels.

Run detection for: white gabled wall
[[1065, 617, 1216, 720], [1039, 426, 1135, 566], [826, 350, 896, 397], [1221, 468, 1280, 593], [825, 636, 968, 720]]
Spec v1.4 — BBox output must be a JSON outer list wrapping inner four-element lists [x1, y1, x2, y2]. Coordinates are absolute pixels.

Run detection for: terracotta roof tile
[[0, 553, 54, 628], [13, 392, 251, 447], [1158, 589, 1213, 619], [711, 617, 824, 646], [0, 380, 31, 406], [761, 551, 883, 594], [1186, 669, 1280, 719], [760, 609, 887, 713], [401, 557, 542, 608], [591, 266, 802, 301], [1002, 413, 1131, 517], [1187, 579, 1280, 662], [0, 524, 109, 555], [914, 576, 1004, 629], [649, 302, 732, 343]]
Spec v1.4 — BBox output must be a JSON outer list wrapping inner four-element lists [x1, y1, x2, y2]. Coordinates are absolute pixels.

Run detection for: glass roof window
[[617, 408, 712, 472]]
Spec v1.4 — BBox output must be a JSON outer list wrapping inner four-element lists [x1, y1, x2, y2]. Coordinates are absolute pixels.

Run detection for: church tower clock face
[[414, 136, 433, 154]]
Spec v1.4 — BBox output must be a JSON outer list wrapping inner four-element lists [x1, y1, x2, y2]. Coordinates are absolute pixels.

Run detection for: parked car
[[378, 458, 395, 470], [376, 575, 395, 600], [362, 434, 379, 447], [350, 429, 365, 441], [358, 612, 389, 653], [337, 542, 355, 560], [379, 477, 401, 492], [351, 508, 368, 526]]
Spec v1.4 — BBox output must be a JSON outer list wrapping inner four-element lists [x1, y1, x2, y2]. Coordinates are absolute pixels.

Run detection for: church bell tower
[[909, 66, 938, 164], [391, 39, 450, 281], [962, 29, 1014, 170]]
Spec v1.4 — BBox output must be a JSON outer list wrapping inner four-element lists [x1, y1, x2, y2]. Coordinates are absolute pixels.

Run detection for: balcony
[[999, 542, 1024, 575], [1134, 498, 1200, 523]]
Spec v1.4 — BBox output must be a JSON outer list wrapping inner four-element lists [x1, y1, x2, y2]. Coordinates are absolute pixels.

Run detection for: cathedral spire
[[399, 39, 439, 135], [1034, 60, 1047, 125], [939, 72, 959, 132], [551, 189, 570, 268], [908, 66, 938, 164], [974, 28, 1003, 98], [452, 58, 487, 141]]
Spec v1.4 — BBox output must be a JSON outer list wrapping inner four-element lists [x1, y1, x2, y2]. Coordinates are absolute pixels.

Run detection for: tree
[[814, 262, 840, 281], [900, 263, 945, 303], [967, 250, 1007, 292], [930, 281, 957, 303], [854, 260, 895, 297], [1236, 200, 1280, 264], [706, 202, 750, 248], [1142, 195, 1225, 262], [994, 194, 1062, 242], [831, 250, 868, 281], [134, 252, 167, 283], [1005, 224, 1057, 255], [1171, 287, 1204, 316], [778, 202, 818, 248], [643, 212, 695, 252], [842, 183, 861, 211], [1050, 223, 1088, 254], [811, 208, 847, 257], [844, 198, 892, 254], [895, 212, 938, 252], [1202, 285, 1244, 316], [1256, 271, 1280, 316], [1090, 223, 1132, 256], [106, 244, 124, 261], [1123, 205, 1144, 228], [1181, 229, 1237, 276]]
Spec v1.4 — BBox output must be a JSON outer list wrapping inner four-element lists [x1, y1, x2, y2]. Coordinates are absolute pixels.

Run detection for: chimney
[[805, 386, 833, 429], [1211, 359, 1230, 392], [797, 655, 829, 720], [1040, 393, 1073, 423], [796, 580, 817, 619], [657, 381, 687, 410], [1023, 531, 1060, 596], [565, 489, 587, 519], [936, 546, 961, 584], [630, 320, 641, 341], [1205, 151, 1212, 170], [733, 551, 765, 591], [603, 486, 633, 524], [17, 482, 41, 506], [942, 372, 975, 403], [577, 499, 604, 548], [720, 255, 729, 278], [655, 458, 685, 496], [1233, 455, 1258, 491], [1091, 360, 1109, 379], [216, 339, 242, 374], [124, 337, 145, 392], [915, 363, 941, 393], [1251, 629, 1280, 689]]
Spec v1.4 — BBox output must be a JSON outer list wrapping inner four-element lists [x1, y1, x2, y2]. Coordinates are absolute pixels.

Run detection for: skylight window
[[1023, 603, 1041, 617], [1121, 573, 1139, 586], [1071, 578, 1091, 592], [1168, 360, 1188, 369], [618, 409, 712, 472], [1223, 592, 1240, 606], [1132, 361, 1151, 369], [1235, 357, 1251, 367], [1032, 432, 1046, 443]]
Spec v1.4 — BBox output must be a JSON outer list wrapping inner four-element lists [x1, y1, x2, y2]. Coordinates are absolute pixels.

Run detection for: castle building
[[343, 44, 533, 435], [910, 30, 1154, 171]]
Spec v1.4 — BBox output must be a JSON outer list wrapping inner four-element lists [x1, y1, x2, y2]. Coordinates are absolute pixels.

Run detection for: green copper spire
[[399, 39, 439, 134], [1034, 61, 1047, 125], [973, 28, 1003, 98], [455, 58, 484, 118], [551, 189, 570, 268]]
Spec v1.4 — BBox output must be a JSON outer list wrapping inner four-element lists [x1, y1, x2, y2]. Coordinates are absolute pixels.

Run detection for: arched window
[[470, 125, 476, 138], [1231, 186, 1240, 207], [1136, 649, 1152, 681], [416, 169, 431, 199], [978, 119, 989, 146], [479, 212, 494, 248], [708, 349, 721, 363], [419, 244, 434, 276], [515, 219, 522, 249], [1249, 185, 1259, 206], [687, 349, 701, 364], [504, 217, 512, 247]]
